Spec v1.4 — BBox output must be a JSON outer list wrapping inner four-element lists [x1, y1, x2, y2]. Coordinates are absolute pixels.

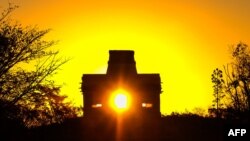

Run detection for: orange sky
[[2, 0, 250, 114]]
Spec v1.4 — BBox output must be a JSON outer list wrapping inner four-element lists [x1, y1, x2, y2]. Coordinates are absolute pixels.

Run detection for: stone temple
[[81, 50, 161, 118]]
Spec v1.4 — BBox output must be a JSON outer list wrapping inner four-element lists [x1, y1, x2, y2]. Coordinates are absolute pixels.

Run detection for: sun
[[114, 94, 127, 108], [109, 89, 131, 112]]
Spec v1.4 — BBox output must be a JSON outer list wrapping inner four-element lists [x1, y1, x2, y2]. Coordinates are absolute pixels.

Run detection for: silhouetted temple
[[82, 50, 161, 118]]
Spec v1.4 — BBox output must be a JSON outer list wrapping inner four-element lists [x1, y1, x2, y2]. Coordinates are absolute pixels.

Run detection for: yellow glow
[[110, 89, 131, 112], [10, 0, 250, 115]]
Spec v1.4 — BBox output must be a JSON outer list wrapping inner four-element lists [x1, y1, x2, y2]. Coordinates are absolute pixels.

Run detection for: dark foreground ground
[[1, 115, 249, 141]]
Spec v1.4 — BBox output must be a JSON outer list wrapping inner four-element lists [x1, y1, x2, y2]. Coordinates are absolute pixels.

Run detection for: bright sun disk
[[114, 94, 127, 108], [110, 89, 130, 112]]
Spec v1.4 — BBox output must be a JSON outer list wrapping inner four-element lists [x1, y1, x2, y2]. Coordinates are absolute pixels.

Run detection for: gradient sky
[[1, 0, 250, 114]]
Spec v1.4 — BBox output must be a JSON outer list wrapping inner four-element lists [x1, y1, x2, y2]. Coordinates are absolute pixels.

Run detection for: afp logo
[[228, 129, 246, 136], [224, 125, 248, 141]]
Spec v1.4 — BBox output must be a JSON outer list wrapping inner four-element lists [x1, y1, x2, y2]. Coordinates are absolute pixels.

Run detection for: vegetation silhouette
[[4, 113, 238, 141], [211, 68, 225, 118], [0, 4, 79, 129], [209, 43, 250, 120]]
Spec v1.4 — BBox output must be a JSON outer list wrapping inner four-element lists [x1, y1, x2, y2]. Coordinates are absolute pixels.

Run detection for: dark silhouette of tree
[[0, 4, 79, 127], [211, 68, 225, 118], [210, 42, 250, 119], [18, 84, 81, 127], [224, 43, 250, 112]]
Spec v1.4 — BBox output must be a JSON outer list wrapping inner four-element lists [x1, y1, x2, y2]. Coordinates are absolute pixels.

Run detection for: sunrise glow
[[3, 0, 250, 115]]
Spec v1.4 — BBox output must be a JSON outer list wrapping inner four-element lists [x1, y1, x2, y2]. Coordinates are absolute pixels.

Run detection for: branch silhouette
[[0, 5, 78, 127]]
